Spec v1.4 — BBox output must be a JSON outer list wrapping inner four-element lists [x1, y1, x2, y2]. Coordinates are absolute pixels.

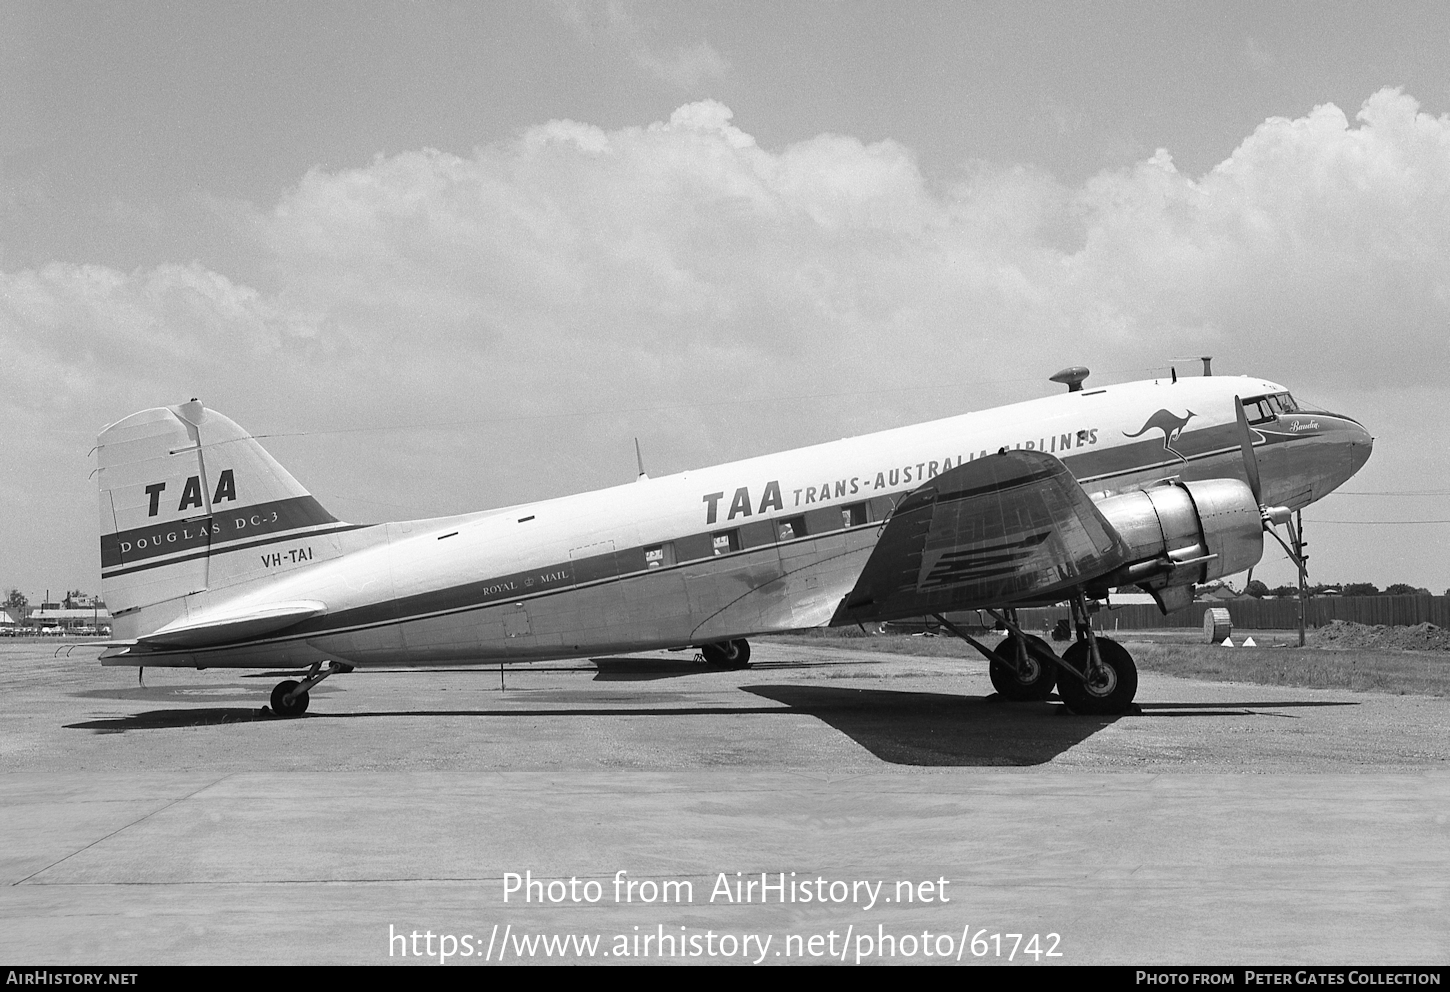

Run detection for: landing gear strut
[[933, 611, 1057, 701], [269, 660, 353, 717], [1053, 593, 1138, 715], [988, 633, 1059, 701], [700, 639, 751, 669]]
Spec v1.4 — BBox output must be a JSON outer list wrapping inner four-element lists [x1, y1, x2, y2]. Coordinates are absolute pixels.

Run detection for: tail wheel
[[701, 639, 751, 669], [1057, 637, 1138, 715], [270, 679, 310, 717], [988, 634, 1058, 701]]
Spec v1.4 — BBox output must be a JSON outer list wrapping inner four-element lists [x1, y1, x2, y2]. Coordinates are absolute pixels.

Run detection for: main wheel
[[700, 639, 751, 669], [988, 634, 1058, 701], [270, 679, 310, 717], [1056, 637, 1138, 715]]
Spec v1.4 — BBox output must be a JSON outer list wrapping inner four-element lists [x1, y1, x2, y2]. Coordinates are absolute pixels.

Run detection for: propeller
[[1233, 395, 1293, 530]]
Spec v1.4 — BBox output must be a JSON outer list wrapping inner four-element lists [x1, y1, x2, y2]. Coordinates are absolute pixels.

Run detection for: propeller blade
[[1233, 395, 1264, 506]]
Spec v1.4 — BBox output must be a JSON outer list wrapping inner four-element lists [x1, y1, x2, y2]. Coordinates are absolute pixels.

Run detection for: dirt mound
[[1307, 620, 1450, 651]]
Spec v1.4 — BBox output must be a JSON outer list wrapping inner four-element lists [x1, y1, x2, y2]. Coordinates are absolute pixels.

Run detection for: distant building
[[1196, 582, 1239, 602], [27, 607, 113, 631], [63, 594, 105, 609]]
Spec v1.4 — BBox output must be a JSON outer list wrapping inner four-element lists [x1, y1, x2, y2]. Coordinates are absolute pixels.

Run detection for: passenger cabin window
[[644, 543, 675, 569], [711, 530, 741, 555], [777, 516, 807, 541], [841, 502, 868, 528]]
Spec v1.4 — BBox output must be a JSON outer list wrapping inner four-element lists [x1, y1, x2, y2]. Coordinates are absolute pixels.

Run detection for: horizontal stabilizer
[[833, 450, 1131, 624], [137, 601, 327, 648]]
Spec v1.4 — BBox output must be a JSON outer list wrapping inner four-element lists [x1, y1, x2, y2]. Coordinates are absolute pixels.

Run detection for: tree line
[[1241, 580, 1442, 599], [3, 589, 101, 616]]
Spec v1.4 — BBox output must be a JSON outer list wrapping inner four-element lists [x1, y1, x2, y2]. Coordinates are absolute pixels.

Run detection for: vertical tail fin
[[98, 400, 351, 628]]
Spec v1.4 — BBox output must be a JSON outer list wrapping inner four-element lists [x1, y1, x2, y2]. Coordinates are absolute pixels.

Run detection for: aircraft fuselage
[[100, 374, 1370, 670]]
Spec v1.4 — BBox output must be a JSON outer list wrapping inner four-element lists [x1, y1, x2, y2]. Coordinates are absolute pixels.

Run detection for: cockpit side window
[[1277, 393, 1299, 413], [1241, 396, 1275, 425]]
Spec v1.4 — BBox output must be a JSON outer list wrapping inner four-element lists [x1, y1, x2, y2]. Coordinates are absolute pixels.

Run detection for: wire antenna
[[1171, 355, 1214, 376]]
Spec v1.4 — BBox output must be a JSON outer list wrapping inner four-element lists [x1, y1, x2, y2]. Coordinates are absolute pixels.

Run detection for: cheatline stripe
[[100, 494, 339, 568], [101, 524, 369, 578]]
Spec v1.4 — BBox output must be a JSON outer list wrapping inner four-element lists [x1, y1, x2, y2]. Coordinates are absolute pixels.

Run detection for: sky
[[2, 0, 1449, 601]]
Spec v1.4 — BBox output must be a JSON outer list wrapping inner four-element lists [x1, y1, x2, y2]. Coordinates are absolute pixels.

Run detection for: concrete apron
[[2, 769, 1447, 965]]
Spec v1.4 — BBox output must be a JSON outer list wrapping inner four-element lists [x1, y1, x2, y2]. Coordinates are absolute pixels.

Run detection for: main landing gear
[[1056, 636, 1137, 715], [699, 639, 752, 669], [269, 660, 353, 717], [988, 633, 1059, 701], [1050, 593, 1138, 715], [933, 597, 1139, 715]]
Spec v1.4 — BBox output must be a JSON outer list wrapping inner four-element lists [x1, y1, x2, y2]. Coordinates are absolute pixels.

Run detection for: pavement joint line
[[11, 774, 233, 887]]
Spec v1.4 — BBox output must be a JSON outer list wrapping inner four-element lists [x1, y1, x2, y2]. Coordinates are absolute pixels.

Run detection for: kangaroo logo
[[1124, 409, 1195, 462]]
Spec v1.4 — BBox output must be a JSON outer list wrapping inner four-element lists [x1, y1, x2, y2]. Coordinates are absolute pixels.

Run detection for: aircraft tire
[[988, 634, 1058, 701], [701, 639, 751, 669], [270, 680, 310, 717], [1056, 637, 1137, 715]]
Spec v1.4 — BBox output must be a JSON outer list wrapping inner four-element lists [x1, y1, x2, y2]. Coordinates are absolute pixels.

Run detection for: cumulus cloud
[[3, 89, 1448, 554], [1066, 90, 1450, 374], [248, 89, 1450, 401]]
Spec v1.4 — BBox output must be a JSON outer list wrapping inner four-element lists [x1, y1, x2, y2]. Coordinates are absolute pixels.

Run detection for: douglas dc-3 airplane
[[95, 367, 1371, 717]]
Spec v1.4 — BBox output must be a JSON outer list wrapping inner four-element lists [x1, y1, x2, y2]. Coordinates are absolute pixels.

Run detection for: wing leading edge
[[831, 450, 1131, 625]]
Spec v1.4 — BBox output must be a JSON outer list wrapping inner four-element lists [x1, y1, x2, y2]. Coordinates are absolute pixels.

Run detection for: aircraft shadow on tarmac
[[62, 683, 1360, 763], [65, 707, 275, 732], [741, 685, 1114, 765], [739, 687, 1360, 765], [62, 689, 1099, 761], [63, 704, 794, 733]]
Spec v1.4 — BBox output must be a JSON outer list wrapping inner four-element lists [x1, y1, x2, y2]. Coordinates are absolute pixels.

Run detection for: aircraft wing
[[831, 450, 1131, 625]]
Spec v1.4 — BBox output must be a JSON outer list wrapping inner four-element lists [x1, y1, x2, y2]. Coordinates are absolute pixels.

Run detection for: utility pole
[[1294, 511, 1308, 647]]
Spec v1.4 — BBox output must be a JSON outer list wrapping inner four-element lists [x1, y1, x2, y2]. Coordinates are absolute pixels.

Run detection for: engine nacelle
[[1093, 479, 1264, 610]]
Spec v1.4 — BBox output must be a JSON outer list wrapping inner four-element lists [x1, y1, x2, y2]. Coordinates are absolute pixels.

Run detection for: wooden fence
[[998, 595, 1450, 632]]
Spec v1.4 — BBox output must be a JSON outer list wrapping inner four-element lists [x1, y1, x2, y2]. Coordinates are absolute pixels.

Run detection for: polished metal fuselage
[[105, 375, 1370, 669]]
